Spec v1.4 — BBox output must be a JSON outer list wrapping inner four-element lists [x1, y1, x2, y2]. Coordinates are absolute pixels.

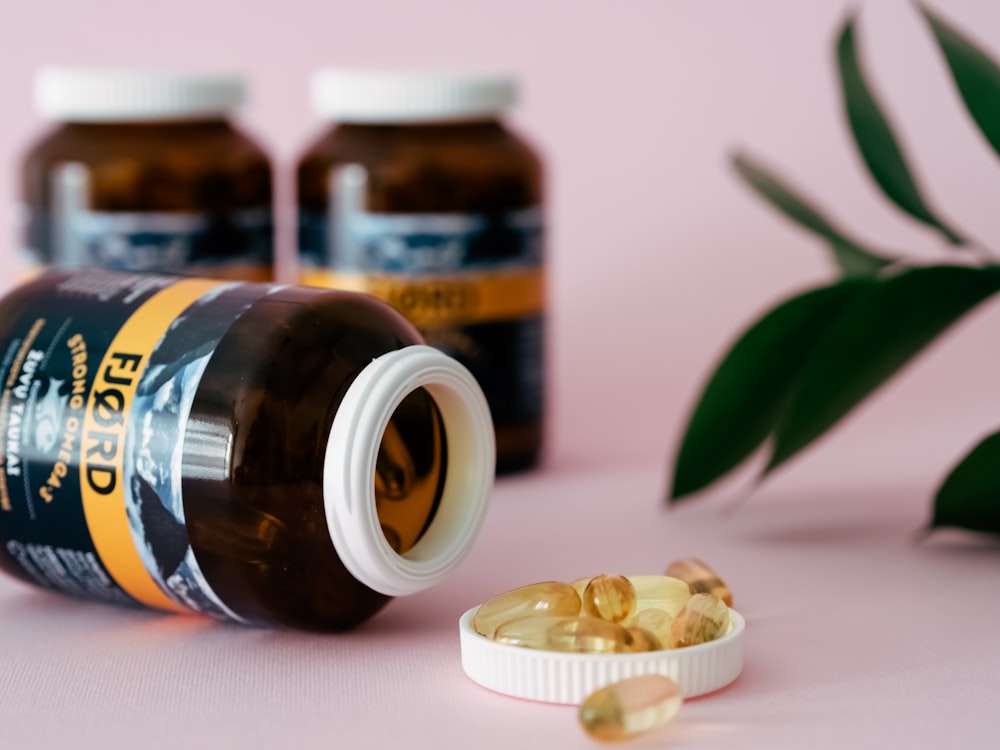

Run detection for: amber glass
[[0, 274, 448, 631], [20, 120, 273, 277], [298, 121, 544, 473], [182, 285, 445, 631]]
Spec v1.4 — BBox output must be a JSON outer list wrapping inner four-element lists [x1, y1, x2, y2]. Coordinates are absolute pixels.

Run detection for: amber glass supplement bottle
[[297, 70, 545, 473], [19, 68, 273, 279], [0, 269, 494, 631]]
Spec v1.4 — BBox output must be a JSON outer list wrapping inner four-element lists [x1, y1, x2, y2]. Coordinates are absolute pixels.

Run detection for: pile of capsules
[[471, 557, 734, 743]]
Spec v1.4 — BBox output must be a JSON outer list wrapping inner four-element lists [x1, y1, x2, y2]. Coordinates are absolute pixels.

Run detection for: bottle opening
[[324, 345, 494, 596], [374, 387, 447, 555]]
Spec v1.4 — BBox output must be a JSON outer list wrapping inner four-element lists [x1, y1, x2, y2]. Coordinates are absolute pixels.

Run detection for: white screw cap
[[35, 67, 246, 121], [311, 69, 517, 123]]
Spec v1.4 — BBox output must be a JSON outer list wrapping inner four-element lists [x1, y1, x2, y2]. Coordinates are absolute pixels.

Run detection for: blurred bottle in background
[[19, 67, 274, 280], [297, 70, 546, 474]]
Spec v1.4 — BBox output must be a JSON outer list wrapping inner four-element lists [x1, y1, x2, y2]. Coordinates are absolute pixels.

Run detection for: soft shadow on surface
[[694, 480, 1000, 553], [358, 595, 465, 637], [0, 586, 232, 647], [668, 706, 832, 748], [672, 483, 929, 548], [1, 582, 462, 642], [694, 648, 788, 701], [919, 528, 1000, 555], [735, 515, 910, 547], [0, 586, 156, 624]]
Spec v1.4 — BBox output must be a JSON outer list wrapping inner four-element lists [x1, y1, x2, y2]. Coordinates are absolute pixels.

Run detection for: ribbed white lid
[[459, 606, 745, 705], [35, 67, 246, 121], [324, 346, 495, 597], [310, 69, 517, 123]]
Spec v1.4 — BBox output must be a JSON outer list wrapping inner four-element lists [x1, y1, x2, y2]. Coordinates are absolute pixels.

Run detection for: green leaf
[[837, 17, 964, 244], [831, 239, 894, 278], [931, 430, 1000, 536], [732, 151, 895, 277], [767, 265, 1000, 473], [921, 4, 1000, 161], [670, 280, 871, 500]]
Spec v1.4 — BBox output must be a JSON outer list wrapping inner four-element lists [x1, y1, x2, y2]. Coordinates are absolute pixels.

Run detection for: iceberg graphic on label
[[120, 284, 256, 623], [123, 349, 246, 620], [132, 472, 188, 579]]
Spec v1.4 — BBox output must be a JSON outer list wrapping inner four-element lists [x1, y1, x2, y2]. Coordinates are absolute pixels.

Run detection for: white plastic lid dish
[[459, 604, 745, 705], [311, 69, 517, 124], [35, 67, 246, 122]]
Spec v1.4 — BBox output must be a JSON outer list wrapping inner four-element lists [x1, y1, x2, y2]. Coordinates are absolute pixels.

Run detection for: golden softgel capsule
[[472, 581, 581, 638], [578, 674, 683, 743], [628, 575, 692, 617], [624, 626, 662, 653], [494, 615, 635, 654], [669, 593, 730, 648], [582, 574, 637, 623], [665, 558, 733, 607], [629, 608, 673, 647]]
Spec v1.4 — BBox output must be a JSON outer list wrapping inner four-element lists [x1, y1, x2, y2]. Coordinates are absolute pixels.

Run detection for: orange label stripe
[[80, 278, 222, 612], [299, 268, 545, 328]]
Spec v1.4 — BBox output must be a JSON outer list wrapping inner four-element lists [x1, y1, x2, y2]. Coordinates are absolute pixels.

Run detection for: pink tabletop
[[0, 462, 996, 749]]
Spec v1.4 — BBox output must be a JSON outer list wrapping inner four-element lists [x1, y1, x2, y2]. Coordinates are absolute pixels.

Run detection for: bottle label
[[0, 271, 271, 621], [298, 207, 544, 426], [22, 207, 274, 280]]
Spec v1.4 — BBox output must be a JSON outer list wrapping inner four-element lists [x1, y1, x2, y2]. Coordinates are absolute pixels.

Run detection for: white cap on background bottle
[[310, 69, 517, 123], [34, 67, 246, 121]]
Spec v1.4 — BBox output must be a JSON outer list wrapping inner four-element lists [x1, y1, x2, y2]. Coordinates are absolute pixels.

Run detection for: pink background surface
[[1, 1, 1000, 747], [2, 468, 999, 749]]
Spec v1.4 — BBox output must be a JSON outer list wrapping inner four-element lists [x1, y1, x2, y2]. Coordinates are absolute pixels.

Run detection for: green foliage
[[671, 4, 1000, 538], [922, 5, 1000, 161], [836, 16, 964, 244], [932, 431, 1000, 534], [765, 266, 1000, 473], [671, 281, 870, 499], [731, 152, 894, 277]]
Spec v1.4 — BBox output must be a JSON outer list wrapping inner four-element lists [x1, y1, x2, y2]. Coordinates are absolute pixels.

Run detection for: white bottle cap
[[323, 345, 495, 597], [459, 604, 745, 704], [34, 67, 246, 122], [310, 69, 517, 123]]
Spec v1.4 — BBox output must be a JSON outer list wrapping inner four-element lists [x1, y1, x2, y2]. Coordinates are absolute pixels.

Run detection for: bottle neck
[[322, 345, 495, 596]]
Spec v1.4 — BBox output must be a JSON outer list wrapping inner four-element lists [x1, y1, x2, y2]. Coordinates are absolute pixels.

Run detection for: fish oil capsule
[[624, 626, 662, 653], [628, 575, 693, 618], [629, 608, 674, 648], [494, 615, 634, 654], [669, 593, 730, 648], [665, 557, 733, 606], [186, 507, 287, 566], [578, 674, 683, 743], [582, 574, 636, 623], [472, 581, 581, 638], [570, 576, 590, 601]]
